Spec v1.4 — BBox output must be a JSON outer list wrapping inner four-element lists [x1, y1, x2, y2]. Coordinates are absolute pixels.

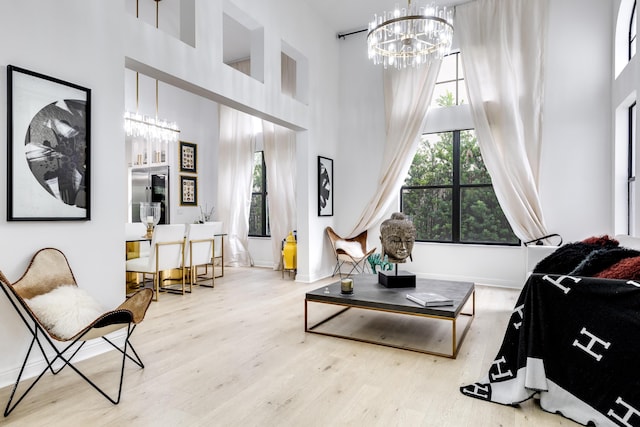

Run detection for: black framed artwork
[[318, 156, 333, 216], [179, 140, 197, 173], [7, 65, 91, 221], [180, 175, 198, 206]]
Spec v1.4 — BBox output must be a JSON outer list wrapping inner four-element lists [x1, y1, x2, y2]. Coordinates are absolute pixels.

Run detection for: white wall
[[334, 0, 615, 287], [124, 0, 341, 283], [124, 70, 219, 226], [0, 0, 343, 388], [0, 1, 125, 384]]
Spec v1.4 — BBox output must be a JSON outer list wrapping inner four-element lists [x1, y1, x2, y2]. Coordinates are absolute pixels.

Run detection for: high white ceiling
[[222, 0, 462, 63], [300, 0, 462, 34]]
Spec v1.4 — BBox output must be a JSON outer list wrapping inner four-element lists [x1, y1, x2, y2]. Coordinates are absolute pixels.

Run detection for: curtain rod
[[337, 28, 367, 40]]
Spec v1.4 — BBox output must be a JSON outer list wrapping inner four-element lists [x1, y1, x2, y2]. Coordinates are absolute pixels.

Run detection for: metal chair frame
[[0, 248, 152, 417]]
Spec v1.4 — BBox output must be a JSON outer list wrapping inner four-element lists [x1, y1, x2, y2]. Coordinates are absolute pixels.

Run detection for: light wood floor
[[0, 267, 579, 426]]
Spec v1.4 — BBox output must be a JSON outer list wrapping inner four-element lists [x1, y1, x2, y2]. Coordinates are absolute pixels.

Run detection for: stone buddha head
[[380, 212, 416, 264]]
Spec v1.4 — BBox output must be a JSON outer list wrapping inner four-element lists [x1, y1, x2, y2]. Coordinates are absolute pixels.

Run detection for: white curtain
[[218, 59, 255, 266], [350, 62, 441, 237], [217, 104, 255, 267], [263, 121, 296, 270], [457, 0, 550, 242]]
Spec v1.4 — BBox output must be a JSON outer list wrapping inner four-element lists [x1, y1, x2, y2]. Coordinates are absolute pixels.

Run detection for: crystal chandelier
[[124, 111, 179, 165], [367, 0, 454, 69]]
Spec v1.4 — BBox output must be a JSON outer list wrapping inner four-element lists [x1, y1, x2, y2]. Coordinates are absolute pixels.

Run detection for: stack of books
[[406, 292, 454, 307]]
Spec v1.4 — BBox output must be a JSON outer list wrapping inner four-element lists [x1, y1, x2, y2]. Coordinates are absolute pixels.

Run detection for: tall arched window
[[630, 0, 637, 60]]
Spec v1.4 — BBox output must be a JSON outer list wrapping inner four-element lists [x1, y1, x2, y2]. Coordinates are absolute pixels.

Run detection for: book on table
[[406, 292, 454, 307]]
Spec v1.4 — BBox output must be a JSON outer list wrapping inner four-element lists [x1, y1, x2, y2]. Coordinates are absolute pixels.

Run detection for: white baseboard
[[0, 329, 126, 390]]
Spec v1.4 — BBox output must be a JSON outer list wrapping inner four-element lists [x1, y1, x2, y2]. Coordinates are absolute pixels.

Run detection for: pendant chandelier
[[367, 0, 454, 69]]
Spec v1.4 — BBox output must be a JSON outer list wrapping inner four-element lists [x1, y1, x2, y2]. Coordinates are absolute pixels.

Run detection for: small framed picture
[[318, 156, 333, 216], [7, 65, 91, 221], [179, 141, 197, 173], [180, 175, 197, 206]]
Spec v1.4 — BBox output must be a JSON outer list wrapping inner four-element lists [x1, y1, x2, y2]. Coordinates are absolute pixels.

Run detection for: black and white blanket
[[460, 273, 640, 427]]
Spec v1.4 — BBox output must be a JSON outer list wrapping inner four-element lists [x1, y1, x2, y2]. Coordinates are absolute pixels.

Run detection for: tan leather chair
[[0, 248, 153, 415], [326, 227, 376, 277]]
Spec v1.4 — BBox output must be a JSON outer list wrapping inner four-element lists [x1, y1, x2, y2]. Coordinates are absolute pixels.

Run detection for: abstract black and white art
[[318, 156, 333, 216], [7, 65, 91, 221]]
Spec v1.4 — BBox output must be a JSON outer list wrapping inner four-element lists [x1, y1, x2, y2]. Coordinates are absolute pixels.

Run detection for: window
[[401, 130, 518, 245], [249, 151, 270, 237], [430, 52, 467, 108], [402, 53, 517, 245], [630, 0, 637, 60], [630, 102, 637, 234]]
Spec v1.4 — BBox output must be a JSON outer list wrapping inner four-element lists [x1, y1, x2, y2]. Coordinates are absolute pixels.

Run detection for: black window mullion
[[261, 153, 268, 236], [452, 131, 461, 242]]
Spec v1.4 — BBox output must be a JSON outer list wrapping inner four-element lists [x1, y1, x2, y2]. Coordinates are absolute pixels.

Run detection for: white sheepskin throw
[[335, 240, 365, 258], [26, 285, 105, 340]]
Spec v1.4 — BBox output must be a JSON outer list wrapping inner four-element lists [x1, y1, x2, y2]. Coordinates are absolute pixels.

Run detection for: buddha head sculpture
[[380, 212, 416, 264]]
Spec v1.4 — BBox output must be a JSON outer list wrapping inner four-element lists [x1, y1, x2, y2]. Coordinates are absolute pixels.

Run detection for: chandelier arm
[[367, 15, 453, 38]]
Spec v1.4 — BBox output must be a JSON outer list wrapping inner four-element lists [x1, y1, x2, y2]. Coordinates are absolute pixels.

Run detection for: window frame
[[630, 0, 637, 60], [431, 51, 465, 108], [249, 150, 270, 237], [629, 102, 637, 234], [400, 129, 519, 246]]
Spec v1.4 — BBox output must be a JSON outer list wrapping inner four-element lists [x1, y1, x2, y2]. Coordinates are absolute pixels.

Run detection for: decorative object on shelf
[[7, 65, 91, 221], [180, 175, 197, 206], [197, 203, 214, 223], [378, 212, 417, 288], [179, 140, 197, 173], [124, 111, 179, 166], [140, 202, 161, 238], [318, 156, 333, 216], [367, 0, 454, 70]]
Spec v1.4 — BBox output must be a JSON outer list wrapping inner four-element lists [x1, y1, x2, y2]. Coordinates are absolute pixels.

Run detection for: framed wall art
[[180, 175, 198, 206], [318, 156, 333, 216], [7, 65, 91, 221], [179, 140, 197, 173]]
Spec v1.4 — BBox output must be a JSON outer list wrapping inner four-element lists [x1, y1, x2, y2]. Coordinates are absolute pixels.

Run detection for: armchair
[[326, 226, 376, 277], [0, 248, 152, 416]]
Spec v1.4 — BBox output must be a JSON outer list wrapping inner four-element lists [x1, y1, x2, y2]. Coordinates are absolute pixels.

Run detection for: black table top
[[306, 274, 474, 318]]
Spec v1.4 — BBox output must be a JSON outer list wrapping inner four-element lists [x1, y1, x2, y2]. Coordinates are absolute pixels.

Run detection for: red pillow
[[594, 255, 640, 280], [582, 235, 619, 247]]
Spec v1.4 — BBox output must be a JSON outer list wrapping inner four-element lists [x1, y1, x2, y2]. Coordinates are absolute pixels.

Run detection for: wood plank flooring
[[0, 267, 579, 426]]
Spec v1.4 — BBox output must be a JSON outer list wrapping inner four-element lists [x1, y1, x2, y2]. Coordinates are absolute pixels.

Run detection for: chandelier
[[124, 111, 179, 165], [367, 0, 454, 69]]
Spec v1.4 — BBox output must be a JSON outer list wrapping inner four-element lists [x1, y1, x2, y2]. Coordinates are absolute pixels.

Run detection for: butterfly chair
[[185, 223, 216, 289], [126, 224, 186, 301], [0, 248, 153, 416], [326, 227, 376, 277]]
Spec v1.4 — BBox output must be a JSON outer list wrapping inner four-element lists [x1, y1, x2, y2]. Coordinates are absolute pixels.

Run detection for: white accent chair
[[207, 221, 225, 278], [185, 223, 216, 289], [126, 224, 186, 301], [125, 222, 150, 258]]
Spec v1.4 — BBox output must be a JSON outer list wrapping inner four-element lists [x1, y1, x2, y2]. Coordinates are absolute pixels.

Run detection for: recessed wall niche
[[126, 0, 196, 48], [223, 4, 264, 83], [281, 41, 309, 105]]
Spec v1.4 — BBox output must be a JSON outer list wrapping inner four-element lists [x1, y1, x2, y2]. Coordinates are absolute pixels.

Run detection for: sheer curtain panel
[[263, 121, 296, 270], [350, 62, 441, 237], [457, 0, 550, 242]]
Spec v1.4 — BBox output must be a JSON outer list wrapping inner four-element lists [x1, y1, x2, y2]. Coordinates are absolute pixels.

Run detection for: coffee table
[[305, 275, 475, 358]]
